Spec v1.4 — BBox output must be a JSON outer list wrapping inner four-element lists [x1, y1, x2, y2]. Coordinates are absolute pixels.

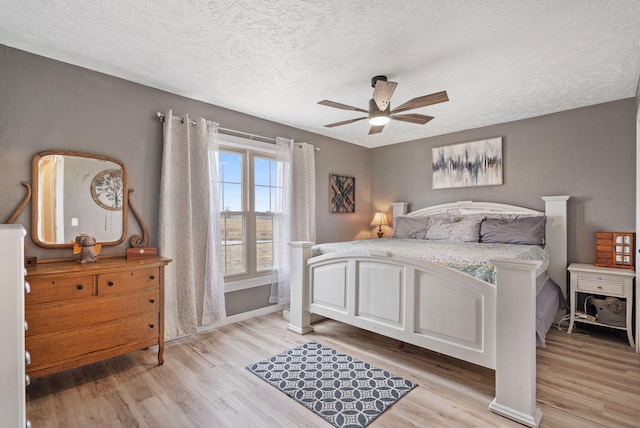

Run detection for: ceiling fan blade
[[368, 125, 385, 135], [372, 80, 398, 112], [318, 100, 369, 114], [391, 91, 449, 114], [391, 113, 434, 125], [324, 117, 368, 128]]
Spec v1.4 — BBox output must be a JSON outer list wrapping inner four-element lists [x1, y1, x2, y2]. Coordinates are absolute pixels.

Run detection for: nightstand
[[567, 263, 635, 347]]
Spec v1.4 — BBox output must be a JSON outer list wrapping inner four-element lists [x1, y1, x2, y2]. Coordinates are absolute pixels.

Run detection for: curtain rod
[[158, 111, 312, 146], [155, 112, 319, 151], [156, 111, 276, 142]]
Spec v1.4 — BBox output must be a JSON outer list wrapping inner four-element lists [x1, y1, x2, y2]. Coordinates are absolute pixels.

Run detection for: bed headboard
[[393, 200, 543, 219], [390, 196, 570, 298]]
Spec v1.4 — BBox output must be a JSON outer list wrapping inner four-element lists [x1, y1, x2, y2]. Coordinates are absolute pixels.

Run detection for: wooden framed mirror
[[30, 151, 128, 248]]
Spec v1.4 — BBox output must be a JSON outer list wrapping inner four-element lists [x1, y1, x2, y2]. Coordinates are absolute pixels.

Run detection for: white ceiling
[[1, 1, 639, 148]]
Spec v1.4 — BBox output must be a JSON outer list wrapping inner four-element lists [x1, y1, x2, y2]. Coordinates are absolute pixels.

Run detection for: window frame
[[218, 135, 277, 290]]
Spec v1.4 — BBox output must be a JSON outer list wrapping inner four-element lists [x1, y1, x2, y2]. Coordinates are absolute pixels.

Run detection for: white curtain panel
[[159, 111, 226, 340], [270, 139, 316, 304]]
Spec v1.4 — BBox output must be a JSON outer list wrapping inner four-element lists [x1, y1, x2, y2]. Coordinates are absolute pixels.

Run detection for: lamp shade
[[370, 211, 389, 227]]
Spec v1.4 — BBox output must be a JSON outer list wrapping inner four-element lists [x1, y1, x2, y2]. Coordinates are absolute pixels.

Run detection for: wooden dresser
[[25, 256, 171, 378]]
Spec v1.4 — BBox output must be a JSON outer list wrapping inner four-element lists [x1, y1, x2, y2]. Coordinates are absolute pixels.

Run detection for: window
[[218, 142, 276, 281], [254, 156, 277, 272], [219, 151, 245, 275]]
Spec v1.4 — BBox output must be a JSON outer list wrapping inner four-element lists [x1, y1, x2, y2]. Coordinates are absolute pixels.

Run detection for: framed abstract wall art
[[432, 137, 503, 189], [329, 174, 355, 213]]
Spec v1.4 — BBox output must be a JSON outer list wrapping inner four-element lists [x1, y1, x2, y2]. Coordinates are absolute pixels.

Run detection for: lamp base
[[376, 230, 384, 239]]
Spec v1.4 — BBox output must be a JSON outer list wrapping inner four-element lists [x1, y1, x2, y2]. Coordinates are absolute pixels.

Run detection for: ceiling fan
[[318, 75, 448, 135]]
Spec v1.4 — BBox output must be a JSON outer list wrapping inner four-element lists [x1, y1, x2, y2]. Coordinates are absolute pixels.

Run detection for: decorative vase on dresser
[[0, 224, 27, 427], [25, 256, 171, 378]]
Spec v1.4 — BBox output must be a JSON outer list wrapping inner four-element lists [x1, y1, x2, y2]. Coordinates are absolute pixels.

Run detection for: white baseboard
[[196, 304, 287, 333]]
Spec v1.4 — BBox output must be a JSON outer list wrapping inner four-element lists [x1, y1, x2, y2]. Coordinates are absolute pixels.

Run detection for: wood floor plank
[[27, 313, 640, 427]]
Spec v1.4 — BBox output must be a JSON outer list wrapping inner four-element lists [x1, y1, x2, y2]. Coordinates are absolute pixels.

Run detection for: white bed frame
[[288, 196, 569, 428]]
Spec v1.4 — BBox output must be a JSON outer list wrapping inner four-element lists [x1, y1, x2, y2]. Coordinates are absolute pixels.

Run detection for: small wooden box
[[594, 232, 634, 270]]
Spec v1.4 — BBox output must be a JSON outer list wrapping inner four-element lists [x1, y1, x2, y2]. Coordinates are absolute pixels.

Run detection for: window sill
[[224, 274, 275, 293]]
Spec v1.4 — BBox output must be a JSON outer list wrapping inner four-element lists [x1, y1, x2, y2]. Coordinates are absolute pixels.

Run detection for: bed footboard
[[289, 246, 542, 428]]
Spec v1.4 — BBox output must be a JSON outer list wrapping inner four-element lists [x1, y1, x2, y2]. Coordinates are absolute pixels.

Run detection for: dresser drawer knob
[[25, 351, 31, 366], [149, 324, 155, 329], [24, 321, 28, 332], [150, 299, 156, 304], [597, 285, 603, 289], [108, 281, 114, 287], [149, 275, 156, 280], [25, 374, 31, 387], [24, 281, 31, 294], [77, 285, 84, 290]]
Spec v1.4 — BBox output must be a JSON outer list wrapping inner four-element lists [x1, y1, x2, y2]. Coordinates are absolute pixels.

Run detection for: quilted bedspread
[[311, 238, 549, 284]]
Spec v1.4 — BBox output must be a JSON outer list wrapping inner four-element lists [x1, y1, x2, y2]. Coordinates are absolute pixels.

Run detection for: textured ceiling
[[1, 1, 639, 148]]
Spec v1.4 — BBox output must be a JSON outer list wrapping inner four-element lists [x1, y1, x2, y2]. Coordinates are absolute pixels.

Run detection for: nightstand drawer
[[576, 273, 625, 296]]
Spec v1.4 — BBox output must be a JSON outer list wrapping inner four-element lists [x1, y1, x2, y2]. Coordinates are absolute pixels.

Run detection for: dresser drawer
[[25, 275, 94, 304], [98, 267, 160, 295], [26, 288, 159, 336], [596, 232, 613, 239], [26, 311, 160, 371], [576, 273, 625, 296]]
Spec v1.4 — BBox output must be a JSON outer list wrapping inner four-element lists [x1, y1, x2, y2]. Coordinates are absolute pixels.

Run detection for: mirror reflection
[[32, 151, 127, 247]]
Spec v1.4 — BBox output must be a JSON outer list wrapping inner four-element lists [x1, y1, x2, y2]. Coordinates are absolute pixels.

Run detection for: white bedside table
[[567, 263, 635, 347]]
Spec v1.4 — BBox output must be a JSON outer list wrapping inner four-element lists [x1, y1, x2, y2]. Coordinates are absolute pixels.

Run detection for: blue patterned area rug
[[246, 341, 417, 428]]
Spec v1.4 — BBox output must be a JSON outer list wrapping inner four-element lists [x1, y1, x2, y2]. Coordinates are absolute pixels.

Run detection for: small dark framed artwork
[[329, 174, 355, 213]]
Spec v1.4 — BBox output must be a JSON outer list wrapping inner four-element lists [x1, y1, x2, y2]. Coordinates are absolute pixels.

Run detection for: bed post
[[488, 195, 568, 428], [390, 202, 409, 227], [542, 195, 570, 299], [287, 241, 314, 335], [489, 258, 542, 428]]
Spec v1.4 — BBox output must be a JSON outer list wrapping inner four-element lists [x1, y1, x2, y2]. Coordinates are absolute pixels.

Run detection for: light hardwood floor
[[27, 313, 640, 427]]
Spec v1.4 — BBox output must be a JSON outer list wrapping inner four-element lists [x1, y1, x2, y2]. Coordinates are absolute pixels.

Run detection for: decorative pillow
[[480, 216, 546, 245], [425, 216, 483, 242], [392, 216, 430, 239]]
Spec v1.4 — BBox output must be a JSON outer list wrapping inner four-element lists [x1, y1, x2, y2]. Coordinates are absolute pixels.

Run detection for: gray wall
[[0, 44, 372, 315], [372, 98, 637, 265], [1, 43, 637, 313]]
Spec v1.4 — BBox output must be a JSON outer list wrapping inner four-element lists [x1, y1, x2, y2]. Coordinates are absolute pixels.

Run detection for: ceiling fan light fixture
[[368, 98, 390, 126], [369, 114, 390, 126], [319, 77, 448, 134]]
